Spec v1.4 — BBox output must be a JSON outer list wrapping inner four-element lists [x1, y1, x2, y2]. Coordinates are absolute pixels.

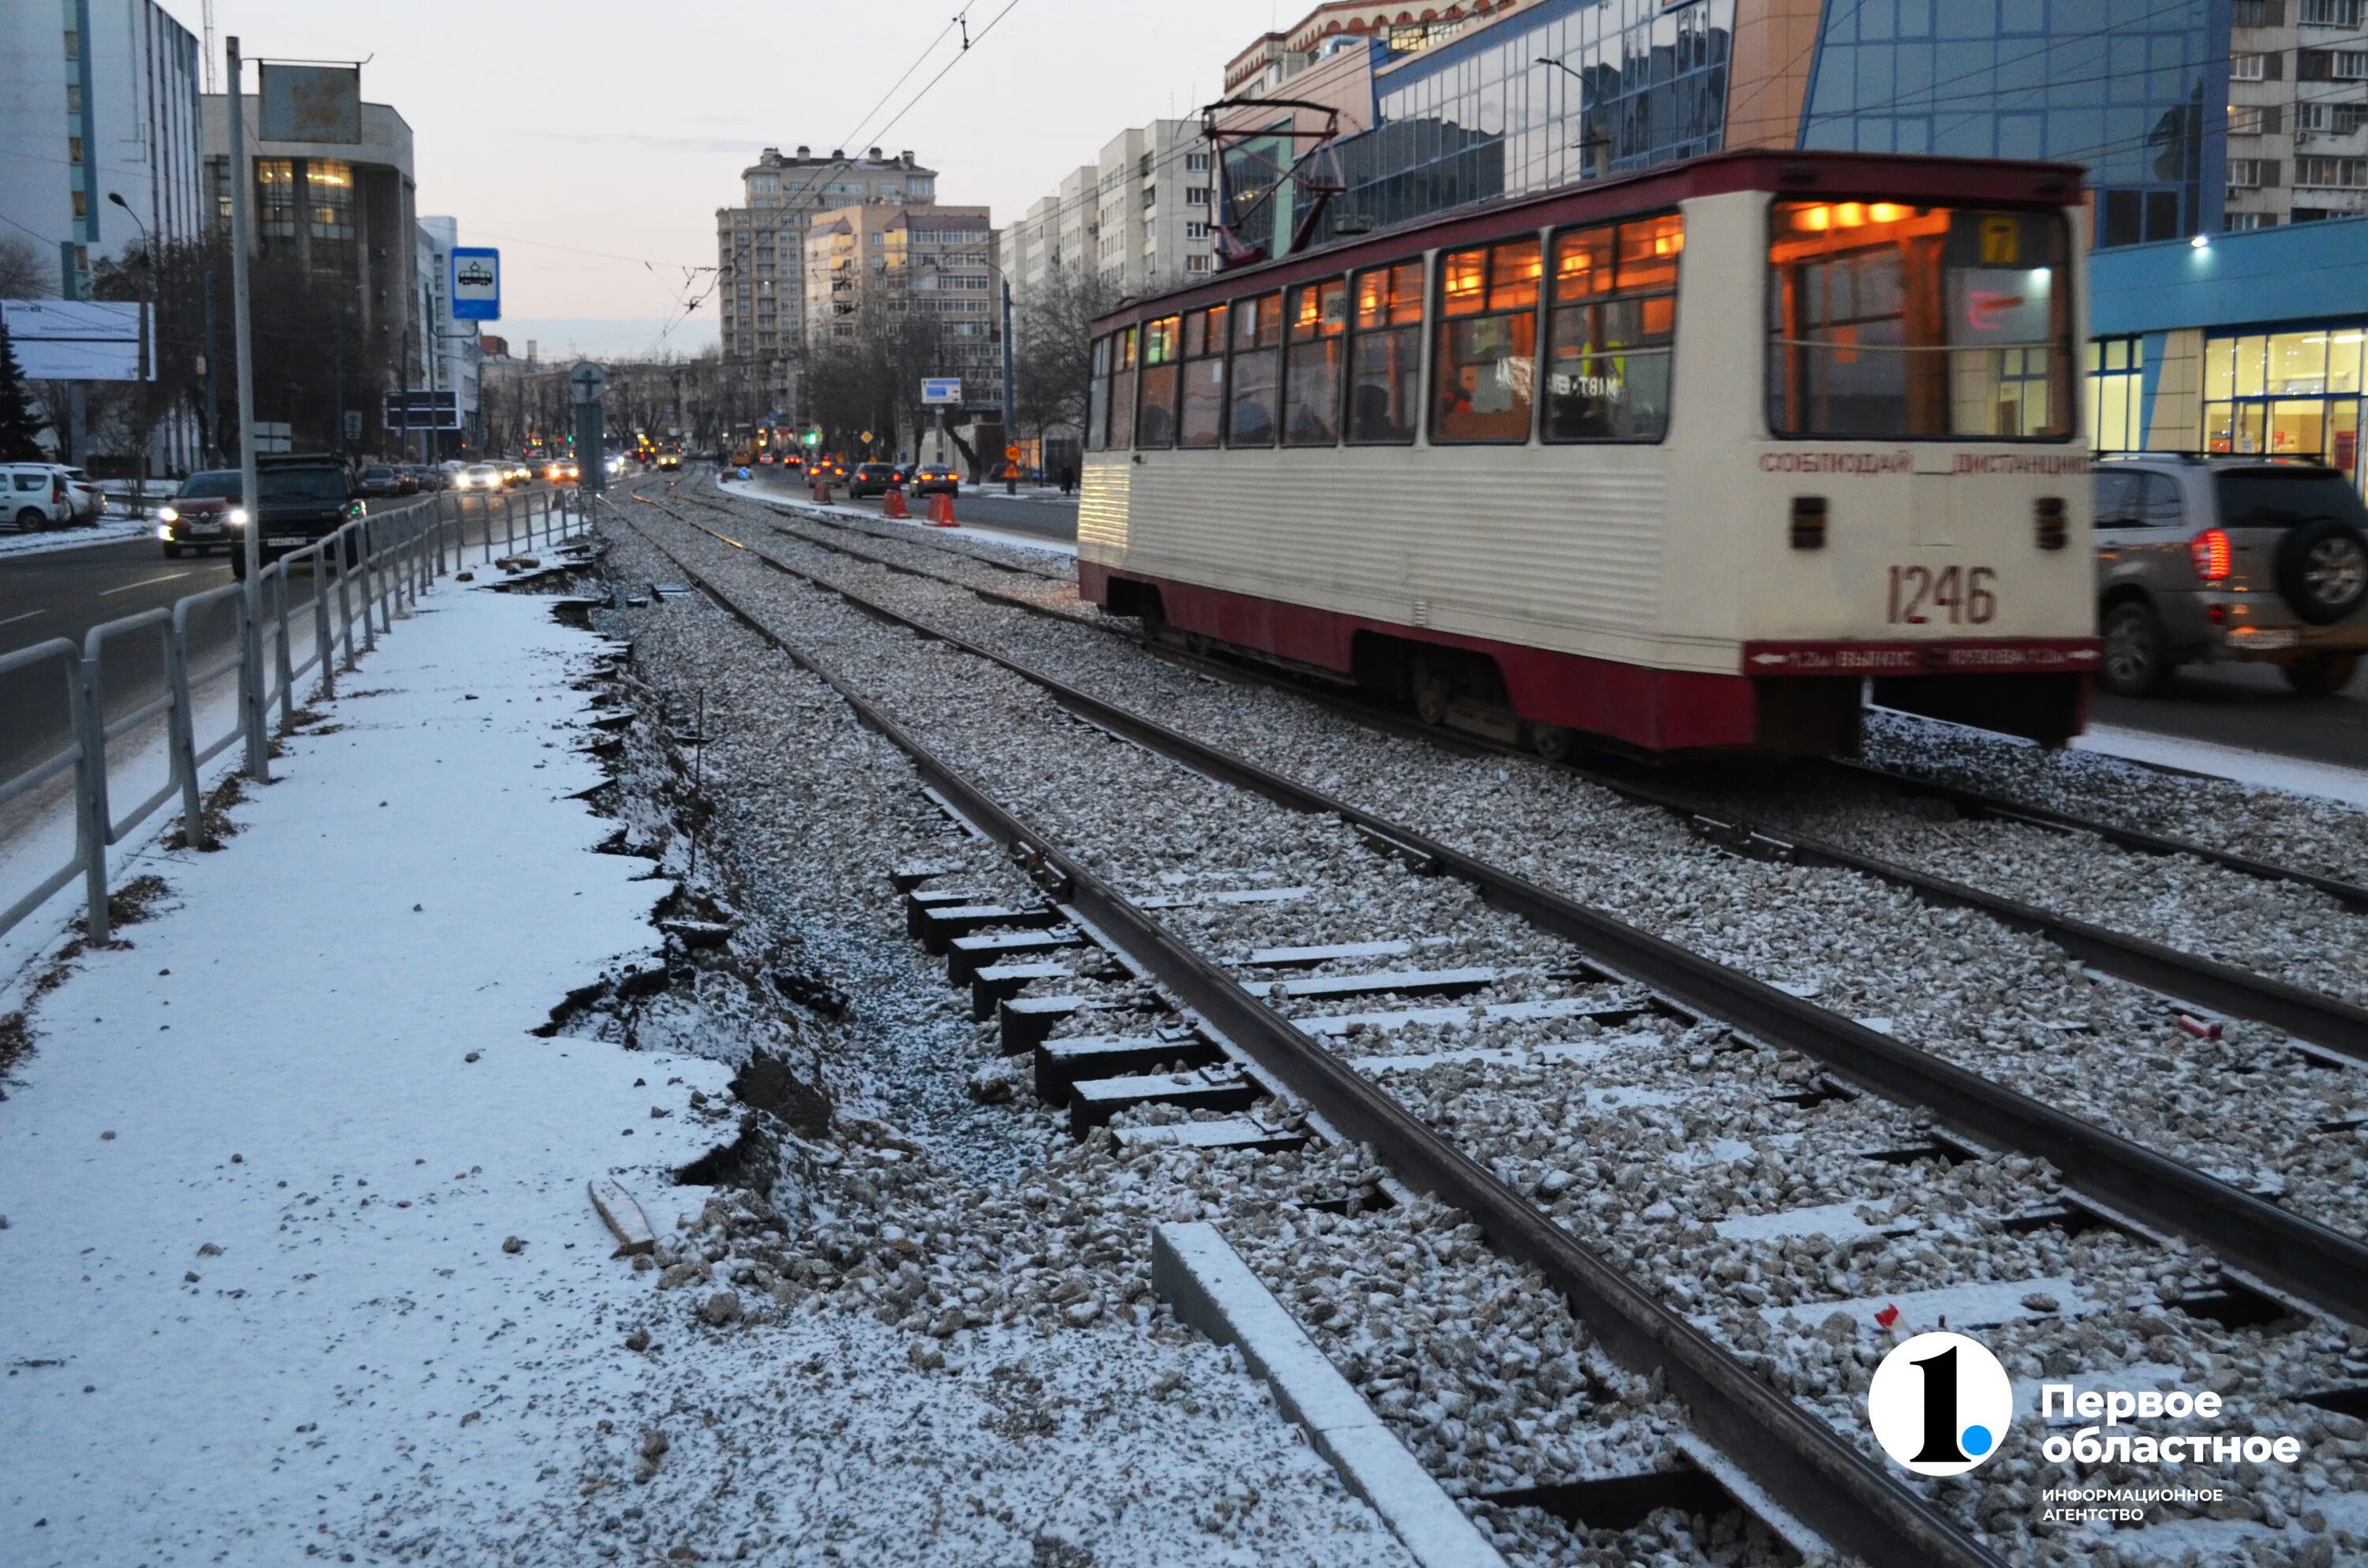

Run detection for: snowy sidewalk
[[0, 583, 730, 1562], [0, 573, 1422, 1566]]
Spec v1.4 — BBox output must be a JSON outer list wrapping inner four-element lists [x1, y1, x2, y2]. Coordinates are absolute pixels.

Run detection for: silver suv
[[2093, 455, 2368, 698]]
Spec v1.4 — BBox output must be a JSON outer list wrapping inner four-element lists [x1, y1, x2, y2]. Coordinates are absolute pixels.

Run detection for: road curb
[[1151, 1220, 1509, 1568]]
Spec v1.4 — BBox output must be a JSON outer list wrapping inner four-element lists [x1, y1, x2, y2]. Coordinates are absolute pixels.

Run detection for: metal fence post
[[273, 567, 294, 727], [358, 519, 380, 653], [73, 646, 111, 941], [313, 547, 335, 702], [167, 612, 205, 851], [336, 530, 358, 669], [435, 492, 449, 578], [504, 492, 517, 559], [237, 564, 272, 784]]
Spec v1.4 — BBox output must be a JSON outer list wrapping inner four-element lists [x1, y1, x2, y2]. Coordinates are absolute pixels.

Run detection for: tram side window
[[1433, 237, 1541, 443], [1283, 279, 1348, 446], [1137, 316, 1182, 448], [1766, 201, 2073, 440], [1179, 305, 1229, 449], [1544, 214, 1681, 442], [1107, 326, 1138, 451], [1349, 260, 1424, 444], [1228, 293, 1283, 447], [1088, 335, 1112, 451]]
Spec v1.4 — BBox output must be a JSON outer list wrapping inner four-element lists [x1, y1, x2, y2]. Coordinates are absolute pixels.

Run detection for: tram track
[[600, 490, 2368, 1566], [623, 485, 2368, 1317], [712, 480, 2368, 907], [703, 484, 2368, 1053]]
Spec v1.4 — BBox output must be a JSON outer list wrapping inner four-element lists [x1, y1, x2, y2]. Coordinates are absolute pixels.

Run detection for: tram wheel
[[1411, 660, 1451, 728], [1531, 724, 1576, 764]]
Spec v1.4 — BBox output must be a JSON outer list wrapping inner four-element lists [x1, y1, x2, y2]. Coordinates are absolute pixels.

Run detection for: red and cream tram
[[1078, 150, 2098, 757]]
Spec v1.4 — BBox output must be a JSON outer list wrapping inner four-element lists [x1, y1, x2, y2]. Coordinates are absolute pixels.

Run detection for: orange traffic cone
[[812, 480, 833, 504], [882, 487, 909, 519], [928, 492, 957, 527]]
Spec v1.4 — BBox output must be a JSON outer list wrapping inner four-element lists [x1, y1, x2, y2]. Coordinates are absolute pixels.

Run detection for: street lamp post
[[106, 191, 158, 495]]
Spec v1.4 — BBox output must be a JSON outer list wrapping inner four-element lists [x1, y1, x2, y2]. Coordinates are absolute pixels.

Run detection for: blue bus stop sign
[[451, 248, 500, 322]]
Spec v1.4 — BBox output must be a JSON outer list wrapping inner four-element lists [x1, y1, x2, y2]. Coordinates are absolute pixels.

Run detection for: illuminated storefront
[[2086, 216, 2368, 492]]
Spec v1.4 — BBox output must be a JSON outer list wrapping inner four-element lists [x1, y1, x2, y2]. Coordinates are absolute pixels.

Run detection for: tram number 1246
[[1887, 564, 1997, 627]]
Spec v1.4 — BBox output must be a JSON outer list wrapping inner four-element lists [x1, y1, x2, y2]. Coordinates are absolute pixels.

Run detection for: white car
[[2, 463, 77, 530], [58, 466, 107, 524], [452, 462, 508, 492]]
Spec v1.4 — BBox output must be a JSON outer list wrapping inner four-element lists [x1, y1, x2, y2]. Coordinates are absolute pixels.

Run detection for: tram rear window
[[1766, 202, 2073, 441]]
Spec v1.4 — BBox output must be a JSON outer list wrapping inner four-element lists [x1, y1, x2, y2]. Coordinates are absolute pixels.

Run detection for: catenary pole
[[226, 36, 268, 781], [1001, 278, 1017, 495]]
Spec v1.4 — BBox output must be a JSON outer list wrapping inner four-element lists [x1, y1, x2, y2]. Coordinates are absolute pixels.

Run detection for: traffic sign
[[451, 247, 501, 321], [569, 360, 607, 405], [920, 377, 961, 405], [1004, 445, 1021, 462]]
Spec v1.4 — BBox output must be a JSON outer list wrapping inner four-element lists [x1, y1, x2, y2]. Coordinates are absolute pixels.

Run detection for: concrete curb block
[[1152, 1221, 1510, 1568]]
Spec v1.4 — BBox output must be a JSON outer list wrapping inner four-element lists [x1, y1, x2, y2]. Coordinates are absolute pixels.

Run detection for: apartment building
[[1001, 121, 1220, 310], [2227, 0, 2368, 228], [716, 145, 936, 422], [804, 202, 1000, 403], [0, 0, 204, 301]]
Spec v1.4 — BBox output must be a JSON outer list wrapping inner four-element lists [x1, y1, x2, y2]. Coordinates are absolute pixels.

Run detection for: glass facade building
[[1799, 0, 2230, 245], [1336, 0, 1736, 234]]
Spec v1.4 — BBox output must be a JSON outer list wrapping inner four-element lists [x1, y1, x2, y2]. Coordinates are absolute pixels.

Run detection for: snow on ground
[[0, 572, 1417, 1567], [2071, 719, 2368, 810], [0, 518, 158, 559]]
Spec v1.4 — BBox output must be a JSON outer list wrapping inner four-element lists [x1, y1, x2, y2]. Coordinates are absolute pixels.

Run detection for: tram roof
[[1092, 148, 2085, 333]]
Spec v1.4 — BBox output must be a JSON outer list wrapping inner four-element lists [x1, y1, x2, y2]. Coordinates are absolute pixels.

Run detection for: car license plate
[[264, 535, 308, 547], [2243, 628, 2300, 650], [193, 522, 222, 535]]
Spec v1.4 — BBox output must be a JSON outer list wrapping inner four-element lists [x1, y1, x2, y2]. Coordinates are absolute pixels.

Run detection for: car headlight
[[228, 507, 249, 526], [158, 505, 179, 522]]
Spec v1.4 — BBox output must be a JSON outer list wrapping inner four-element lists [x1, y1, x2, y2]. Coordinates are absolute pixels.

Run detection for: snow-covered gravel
[[1862, 709, 2368, 889], [606, 500, 2368, 1568], [598, 521, 1773, 1568], [652, 496, 2368, 1242]]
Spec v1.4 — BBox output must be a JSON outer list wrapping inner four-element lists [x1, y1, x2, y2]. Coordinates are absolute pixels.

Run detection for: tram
[[1078, 150, 2097, 757]]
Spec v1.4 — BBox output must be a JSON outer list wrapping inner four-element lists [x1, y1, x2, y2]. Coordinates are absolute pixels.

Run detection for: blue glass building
[[1799, 0, 2231, 245]]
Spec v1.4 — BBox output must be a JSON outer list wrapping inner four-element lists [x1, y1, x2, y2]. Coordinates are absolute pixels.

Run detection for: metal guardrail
[[0, 485, 588, 947]]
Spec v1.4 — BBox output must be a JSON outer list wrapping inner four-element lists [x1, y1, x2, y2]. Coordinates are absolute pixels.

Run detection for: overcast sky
[[181, 0, 1294, 358]]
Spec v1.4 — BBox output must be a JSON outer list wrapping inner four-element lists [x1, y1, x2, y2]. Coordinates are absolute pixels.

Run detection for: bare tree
[[1013, 261, 1120, 447], [0, 237, 56, 299]]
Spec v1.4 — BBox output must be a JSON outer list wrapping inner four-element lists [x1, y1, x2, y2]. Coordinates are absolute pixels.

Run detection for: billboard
[[1, 300, 152, 381], [259, 65, 362, 144]]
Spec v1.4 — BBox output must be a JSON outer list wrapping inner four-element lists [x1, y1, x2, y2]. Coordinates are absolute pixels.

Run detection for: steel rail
[[723, 491, 2368, 1065], [1822, 756, 2368, 911], [624, 493, 2368, 1328], [606, 500, 2006, 1568]]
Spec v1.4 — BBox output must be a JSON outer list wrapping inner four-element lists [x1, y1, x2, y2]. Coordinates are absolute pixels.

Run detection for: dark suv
[[2094, 456, 2368, 697], [848, 462, 903, 498], [234, 455, 363, 579]]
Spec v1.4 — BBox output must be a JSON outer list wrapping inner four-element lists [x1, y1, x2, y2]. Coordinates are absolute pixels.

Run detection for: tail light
[[2034, 496, 2066, 551], [1789, 495, 1827, 549], [2188, 528, 2232, 582]]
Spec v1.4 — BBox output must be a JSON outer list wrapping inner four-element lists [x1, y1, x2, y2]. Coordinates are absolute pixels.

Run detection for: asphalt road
[[2092, 657, 2368, 770]]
